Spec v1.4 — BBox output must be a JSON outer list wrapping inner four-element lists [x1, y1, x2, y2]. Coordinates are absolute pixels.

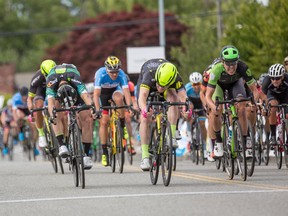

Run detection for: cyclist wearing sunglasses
[[136, 59, 189, 171], [284, 56, 288, 73], [262, 63, 288, 146], [205, 45, 259, 158], [93, 56, 134, 167]]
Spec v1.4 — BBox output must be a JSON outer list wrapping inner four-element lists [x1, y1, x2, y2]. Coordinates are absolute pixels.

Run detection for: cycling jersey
[[1, 106, 13, 124], [12, 92, 27, 110], [262, 73, 288, 95], [208, 60, 256, 89], [136, 58, 185, 98], [28, 70, 46, 99], [46, 64, 87, 99], [94, 67, 128, 95]]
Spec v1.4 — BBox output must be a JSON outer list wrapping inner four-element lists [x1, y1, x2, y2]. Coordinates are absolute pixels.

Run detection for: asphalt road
[[0, 144, 288, 216]]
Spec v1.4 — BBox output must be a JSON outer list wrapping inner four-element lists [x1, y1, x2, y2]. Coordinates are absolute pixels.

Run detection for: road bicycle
[[101, 102, 131, 173], [21, 117, 37, 161], [53, 104, 93, 189], [31, 107, 64, 174], [216, 92, 254, 181], [189, 108, 205, 166], [255, 102, 269, 166], [269, 104, 288, 169], [147, 92, 188, 186]]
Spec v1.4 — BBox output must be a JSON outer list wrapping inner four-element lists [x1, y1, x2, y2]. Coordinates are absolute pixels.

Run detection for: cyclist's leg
[[33, 95, 47, 148], [267, 92, 278, 145]]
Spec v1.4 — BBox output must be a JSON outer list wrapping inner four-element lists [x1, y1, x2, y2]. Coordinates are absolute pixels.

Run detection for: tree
[[46, 5, 187, 82]]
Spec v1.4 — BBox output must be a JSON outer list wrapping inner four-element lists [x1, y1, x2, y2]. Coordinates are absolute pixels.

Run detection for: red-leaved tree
[[46, 5, 187, 82]]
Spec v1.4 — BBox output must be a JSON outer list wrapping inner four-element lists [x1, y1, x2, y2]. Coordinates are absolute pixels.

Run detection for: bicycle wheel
[[74, 124, 85, 189], [44, 124, 57, 173], [196, 123, 205, 166], [24, 126, 32, 161], [275, 123, 283, 169], [222, 123, 234, 180], [161, 121, 173, 186], [190, 124, 198, 164], [125, 136, 133, 165], [261, 129, 270, 166], [149, 123, 159, 185], [172, 148, 176, 171], [233, 120, 247, 181], [254, 120, 262, 166], [7, 133, 14, 161], [116, 121, 125, 173], [247, 121, 256, 177], [215, 158, 221, 170], [108, 127, 116, 173], [51, 127, 64, 174]]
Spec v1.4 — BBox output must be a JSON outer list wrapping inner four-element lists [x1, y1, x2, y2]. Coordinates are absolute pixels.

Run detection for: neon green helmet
[[155, 62, 178, 87], [40, 59, 56, 76], [220, 45, 239, 62]]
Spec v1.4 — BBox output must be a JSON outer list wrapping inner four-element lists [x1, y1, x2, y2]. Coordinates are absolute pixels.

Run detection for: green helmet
[[155, 62, 178, 87], [40, 59, 56, 76], [220, 45, 239, 62]]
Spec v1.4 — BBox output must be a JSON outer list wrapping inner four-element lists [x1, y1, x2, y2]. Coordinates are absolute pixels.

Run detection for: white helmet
[[268, 64, 285, 77], [189, 72, 203, 84]]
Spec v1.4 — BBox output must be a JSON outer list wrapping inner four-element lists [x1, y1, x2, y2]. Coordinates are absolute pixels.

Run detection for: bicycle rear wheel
[[172, 149, 176, 171], [125, 136, 133, 165], [149, 123, 159, 185], [75, 124, 85, 189], [247, 121, 256, 177], [234, 120, 247, 181], [254, 121, 262, 166], [8, 133, 13, 161], [161, 122, 173, 186], [108, 128, 116, 173], [196, 123, 205, 166], [44, 124, 57, 173]]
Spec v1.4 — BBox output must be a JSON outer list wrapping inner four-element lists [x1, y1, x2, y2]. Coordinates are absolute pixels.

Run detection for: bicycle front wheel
[[222, 123, 234, 180], [116, 121, 125, 173], [161, 122, 173, 186], [7, 133, 14, 161], [234, 120, 247, 181], [149, 123, 159, 185], [247, 121, 256, 177], [275, 123, 284, 169]]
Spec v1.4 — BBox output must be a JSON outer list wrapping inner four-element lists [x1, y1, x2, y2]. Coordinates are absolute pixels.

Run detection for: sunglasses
[[271, 77, 281, 81], [284, 61, 288, 66], [108, 70, 119, 75], [224, 61, 238, 66], [192, 83, 201, 87], [156, 83, 168, 89]]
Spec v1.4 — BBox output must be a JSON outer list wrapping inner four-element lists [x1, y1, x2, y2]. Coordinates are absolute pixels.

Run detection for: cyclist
[[93, 56, 134, 167], [284, 56, 288, 72], [0, 99, 16, 155], [12, 86, 38, 153], [137, 59, 189, 171], [261, 64, 288, 146], [186, 72, 207, 146], [124, 74, 137, 155], [27, 59, 56, 148], [205, 45, 259, 158], [46, 63, 94, 169]]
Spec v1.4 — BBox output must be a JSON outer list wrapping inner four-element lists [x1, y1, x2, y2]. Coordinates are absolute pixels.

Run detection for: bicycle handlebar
[[215, 96, 254, 108], [52, 104, 95, 119]]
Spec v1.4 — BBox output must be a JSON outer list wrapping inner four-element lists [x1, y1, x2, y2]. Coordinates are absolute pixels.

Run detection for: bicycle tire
[[233, 120, 247, 181], [215, 158, 221, 170], [51, 127, 64, 174], [191, 124, 198, 164], [172, 149, 176, 171], [108, 127, 116, 173], [72, 157, 79, 187], [74, 124, 85, 189], [149, 123, 159, 185], [197, 123, 205, 166], [161, 121, 173, 186], [254, 119, 262, 166], [222, 123, 234, 180], [44, 124, 57, 173], [247, 121, 256, 177], [274, 122, 283, 169], [8, 133, 13, 161], [24, 126, 32, 161], [116, 121, 125, 173], [125, 135, 133, 165]]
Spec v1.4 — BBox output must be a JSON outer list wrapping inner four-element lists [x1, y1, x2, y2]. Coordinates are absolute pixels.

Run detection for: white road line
[[1, 189, 288, 204]]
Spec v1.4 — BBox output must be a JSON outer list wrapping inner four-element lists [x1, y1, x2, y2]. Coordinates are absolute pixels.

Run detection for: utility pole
[[158, 0, 166, 47], [216, 0, 222, 45]]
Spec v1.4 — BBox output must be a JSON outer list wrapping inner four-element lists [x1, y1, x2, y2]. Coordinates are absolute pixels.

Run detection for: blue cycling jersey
[[185, 83, 199, 98], [94, 67, 128, 92], [12, 92, 27, 110]]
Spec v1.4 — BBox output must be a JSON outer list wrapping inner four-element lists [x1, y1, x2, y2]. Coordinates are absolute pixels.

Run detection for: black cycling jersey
[[262, 73, 288, 95], [136, 58, 184, 98], [28, 70, 46, 99]]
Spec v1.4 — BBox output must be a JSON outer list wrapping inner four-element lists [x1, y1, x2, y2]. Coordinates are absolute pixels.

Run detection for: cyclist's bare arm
[[80, 92, 93, 106], [123, 87, 132, 106], [205, 86, 216, 112], [138, 87, 150, 111]]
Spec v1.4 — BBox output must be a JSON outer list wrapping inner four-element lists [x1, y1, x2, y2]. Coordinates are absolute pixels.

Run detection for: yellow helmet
[[155, 62, 178, 87], [105, 56, 121, 71], [40, 59, 56, 76]]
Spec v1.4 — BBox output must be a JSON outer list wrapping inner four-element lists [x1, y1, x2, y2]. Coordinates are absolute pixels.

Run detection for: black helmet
[[56, 84, 78, 108], [19, 86, 28, 96]]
